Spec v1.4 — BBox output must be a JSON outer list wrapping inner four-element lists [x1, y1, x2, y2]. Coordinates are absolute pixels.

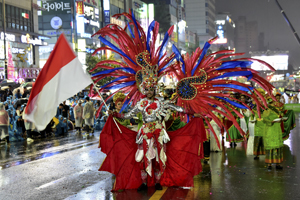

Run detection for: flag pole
[[91, 82, 122, 133]]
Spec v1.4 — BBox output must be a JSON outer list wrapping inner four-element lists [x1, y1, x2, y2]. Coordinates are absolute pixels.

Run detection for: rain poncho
[[83, 101, 94, 126], [74, 104, 83, 128], [55, 115, 67, 135], [0, 103, 9, 140]]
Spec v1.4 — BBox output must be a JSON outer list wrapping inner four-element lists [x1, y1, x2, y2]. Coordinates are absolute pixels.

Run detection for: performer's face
[[116, 101, 123, 110], [240, 96, 246, 103], [145, 88, 155, 99], [276, 95, 280, 101]]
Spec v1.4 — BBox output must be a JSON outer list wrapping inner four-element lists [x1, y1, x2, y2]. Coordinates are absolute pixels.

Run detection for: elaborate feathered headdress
[[168, 37, 276, 144], [89, 10, 175, 115]]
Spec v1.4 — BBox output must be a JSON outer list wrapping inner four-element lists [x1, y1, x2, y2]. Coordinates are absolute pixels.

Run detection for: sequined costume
[[92, 10, 276, 191], [113, 98, 186, 180]]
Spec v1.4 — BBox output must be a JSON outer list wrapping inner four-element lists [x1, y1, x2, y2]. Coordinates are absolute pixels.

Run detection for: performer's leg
[[154, 160, 163, 190], [137, 160, 148, 191], [203, 140, 210, 163]]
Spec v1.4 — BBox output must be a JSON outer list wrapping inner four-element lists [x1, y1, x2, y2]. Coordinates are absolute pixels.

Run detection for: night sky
[[216, 0, 300, 70]]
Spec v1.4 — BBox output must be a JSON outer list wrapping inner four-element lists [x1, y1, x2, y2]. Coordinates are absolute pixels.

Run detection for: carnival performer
[[108, 66, 201, 190], [239, 95, 251, 135], [74, 100, 84, 134], [112, 92, 130, 127], [83, 97, 95, 134], [91, 10, 275, 192], [252, 88, 266, 159], [263, 97, 284, 170], [273, 93, 296, 140]]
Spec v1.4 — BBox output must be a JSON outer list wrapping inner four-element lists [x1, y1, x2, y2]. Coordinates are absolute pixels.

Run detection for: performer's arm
[[111, 104, 140, 119], [167, 103, 195, 115]]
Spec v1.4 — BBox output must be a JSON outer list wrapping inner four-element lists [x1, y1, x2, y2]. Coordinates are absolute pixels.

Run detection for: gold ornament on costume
[[135, 51, 164, 94]]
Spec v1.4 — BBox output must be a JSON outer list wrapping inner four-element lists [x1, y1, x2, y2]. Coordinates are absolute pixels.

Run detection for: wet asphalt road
[[0, 113, 299, 200]]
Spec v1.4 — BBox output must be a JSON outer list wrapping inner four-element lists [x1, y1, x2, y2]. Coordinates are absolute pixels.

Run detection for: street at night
[[0, 113, 299, 200], [1, 0, 300, 199]]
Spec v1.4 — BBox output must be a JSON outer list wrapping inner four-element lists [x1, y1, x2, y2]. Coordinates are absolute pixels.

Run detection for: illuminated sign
[[213, 38, 228, 44], [217, 29, 224, 38], [103, 0, 110, 10], [45, 30, 70, 36], [0, 32, 15, 42], [80, 33, 91, 38], [148, 4, 154, 23], [77, 15, 85, 34], [21, 34, 46, 46], [84, 5, 94, 19], [104, 0, 110, 25], [110, 17, 125, 28], [76, 1, 84, 15], [78, 39, 86, 52], [104, 10, 110, 25], [95, 8, 99, 18], [84, 18, 99, 28], [39, 46, 53, 54], [50, 16, 63, 29], [12, 48, 25, 54], [216, 20, 225, 25], [251, 55, 288, 71], [22, 13, 29, 19], [42, 0, 71, 14]]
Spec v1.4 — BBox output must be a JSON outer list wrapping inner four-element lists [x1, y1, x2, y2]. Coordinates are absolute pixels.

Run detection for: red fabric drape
[[99, 116, 206, 191]]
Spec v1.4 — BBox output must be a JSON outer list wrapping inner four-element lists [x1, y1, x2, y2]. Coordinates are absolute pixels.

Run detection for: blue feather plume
[[127, 22, 135, 39], [191, 42, 211, 76], [105, 81, 136, 90], [217, 61, 253, 70], [120, 99, 130, 113], [208, 71, 253, 81], [158, 31, 171, 64], [147, 21, 156, 53], [158, 56, 177, 73], [101, 76, 128, 88], [92, 68, 136, 77], [99, 36, 137, 65], [131, 9, 141, 38], [216, 96, 248, 109], [172, 44, 185, 74]]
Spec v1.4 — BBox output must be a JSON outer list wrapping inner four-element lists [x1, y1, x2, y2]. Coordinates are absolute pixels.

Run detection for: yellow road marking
[[149, 186, 168, 200]]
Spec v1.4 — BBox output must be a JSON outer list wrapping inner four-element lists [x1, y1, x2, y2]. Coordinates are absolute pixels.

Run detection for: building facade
[[0, 0, 46, 81], [185, 0, 215, 48], [37, 0, 101, 70], [234, 16, 260, 56], [213, 13, 235, 51]]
